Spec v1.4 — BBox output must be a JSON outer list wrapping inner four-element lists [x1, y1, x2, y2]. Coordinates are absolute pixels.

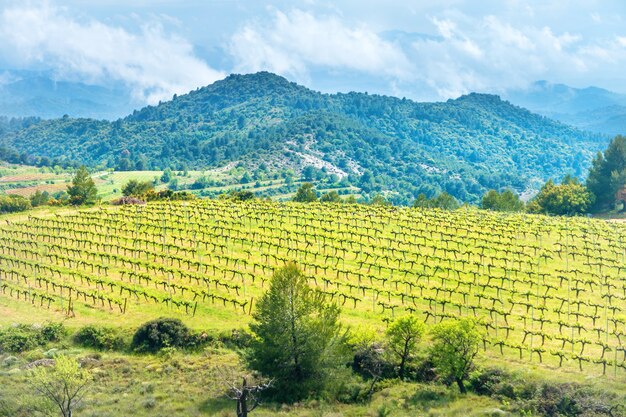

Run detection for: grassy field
[[0, 200, 625, 415], [0, 163, 358, 202]]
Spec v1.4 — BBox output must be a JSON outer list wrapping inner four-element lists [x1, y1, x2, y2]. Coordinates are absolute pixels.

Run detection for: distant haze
[[0, 0, 625, 107]]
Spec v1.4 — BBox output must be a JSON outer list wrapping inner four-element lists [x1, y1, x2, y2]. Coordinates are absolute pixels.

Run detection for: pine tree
[[67, 166, 98, 205]]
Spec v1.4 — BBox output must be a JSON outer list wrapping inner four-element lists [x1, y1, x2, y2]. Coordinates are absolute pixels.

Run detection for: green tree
[[319, 190, 342, 203], [431, 192, 460, 210], [481, 189, 525, 212], [528, 178, 594, 215], [430, 319, 482, 393], [386, 316, 424, 379], [292, 183, 318, 203], [412, 193, 432, 208], [67, 166, 98, 205], [160, 168, 172, 183], [122, 179, 154, 197], [587, 135, 626, 210], [30, 190, 51, 207], [370, 194, 391, 206], [302, 166, 316, 181], [241, 172, 252, 184], [0, 195, 31, 213], [247, 263, 343, 402], [31, 355, 91, 417]]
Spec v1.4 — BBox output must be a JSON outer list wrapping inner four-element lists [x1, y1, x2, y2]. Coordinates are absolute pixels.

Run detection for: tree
[[370, 194, 391, 206], [247, 263, 343, 402], [412, 193, 431, 208], [292, 183, 318, 203], [302, 166, 316, 181], [413, 192, 459, 210], [67, 166, 97, 205], [122, 179, 154, 197], [319, 190, 341, 203], [160, 168, 172, 183], [431, 192, 460, 210], [430, 318, 482, 393], [31, 355, 91, 417], [528, 177, 594, 215], [30, 190, 51, 207], [226, 376, 272, 417], [386, 316, 424, 379], [241, 172, 252, 184], [587, 135, 626, 210], [481, 189, 524, 212]]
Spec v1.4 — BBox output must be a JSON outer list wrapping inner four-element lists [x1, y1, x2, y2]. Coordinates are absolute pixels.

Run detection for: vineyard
[[0, 200, 625, 377]]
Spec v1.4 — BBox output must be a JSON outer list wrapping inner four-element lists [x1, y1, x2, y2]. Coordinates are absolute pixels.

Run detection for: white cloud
[[407, 13, 626, 99], [0, 2, 224, 104], [229, 9, 413, 84]]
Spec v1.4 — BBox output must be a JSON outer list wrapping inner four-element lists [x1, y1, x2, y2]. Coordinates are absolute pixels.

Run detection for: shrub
[[40, 322, 66, 342], [73, 325, 126, 350], [131, 318, 191, 352], [0, 195, 31, 213], [469, 368, 506, 396], [0, 325, 41, 352], [111, 196, 146, 205], [217, 329, 253, 349]]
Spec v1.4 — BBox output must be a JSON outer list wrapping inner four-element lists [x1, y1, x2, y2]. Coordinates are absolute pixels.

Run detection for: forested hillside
[[0, 72, 607, 203]]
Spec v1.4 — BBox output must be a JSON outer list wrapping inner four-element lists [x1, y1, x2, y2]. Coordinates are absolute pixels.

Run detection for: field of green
[[0, 163, 359, 202], [0, 200, 625, 415]]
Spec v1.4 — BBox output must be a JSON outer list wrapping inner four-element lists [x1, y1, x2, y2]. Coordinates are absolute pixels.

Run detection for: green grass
[[0, 199, 624, 415]]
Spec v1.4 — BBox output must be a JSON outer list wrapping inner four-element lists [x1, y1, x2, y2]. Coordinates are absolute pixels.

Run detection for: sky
[[0, 0, 625, 105]]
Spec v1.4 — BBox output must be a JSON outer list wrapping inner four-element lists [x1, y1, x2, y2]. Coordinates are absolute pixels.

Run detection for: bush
[[0, 195, 31, 213], [217, 329, 253, 349], [131, 318, 191, 352], [469, 368, 508, 396], [40, 322, 66, 342], [73, 325, 126, 350], [0, 325, 41, 352], [111, 196, 146, 205]]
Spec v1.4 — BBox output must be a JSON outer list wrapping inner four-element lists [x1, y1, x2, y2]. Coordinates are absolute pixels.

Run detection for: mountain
[[0, 70, 137, 120], [504, 81, 626, 136], [0, 72, 608, 204]]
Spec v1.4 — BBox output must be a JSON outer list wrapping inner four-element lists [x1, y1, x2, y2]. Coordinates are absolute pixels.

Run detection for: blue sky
[[1, 0, 625, 104]]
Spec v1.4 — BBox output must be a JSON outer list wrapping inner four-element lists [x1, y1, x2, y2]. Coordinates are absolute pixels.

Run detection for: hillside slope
[[0, 72, 608, 203], [504, 81, 626, 136]]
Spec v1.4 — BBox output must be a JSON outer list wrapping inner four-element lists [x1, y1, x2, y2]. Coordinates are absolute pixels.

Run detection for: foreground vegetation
[[0, 198, 624, 414]]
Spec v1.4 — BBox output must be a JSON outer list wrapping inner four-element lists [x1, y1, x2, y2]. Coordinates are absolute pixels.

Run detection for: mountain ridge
[[0, 72, 608, 204]]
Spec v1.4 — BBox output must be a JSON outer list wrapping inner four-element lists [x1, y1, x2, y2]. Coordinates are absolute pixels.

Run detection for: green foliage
[[247, 262, 344, 402], [586, 135, 626, 210], [369, 194, 391, 206], [67, 165, 98, 205], [31, 355, 91, 417], [30, 190, 51, 207], [0, 73, 607, 204], [481, 189, 525, 212], [40, 322, 66, 342], [73, 325, 127, 351], [528, 178, 595, 215], [385, 316, 425, 379], [223, 190, 256, 201], [319, 190, 342, 203], [122, 179, 154, 197], [412, 192, 459, 210], [430, 318, 482, 393], [0, 325, 41, 352], [131, 317, 191, 352], [292, 182, 318, 203], [0, 194, 31, 213], [160, 168, 172, 183]]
